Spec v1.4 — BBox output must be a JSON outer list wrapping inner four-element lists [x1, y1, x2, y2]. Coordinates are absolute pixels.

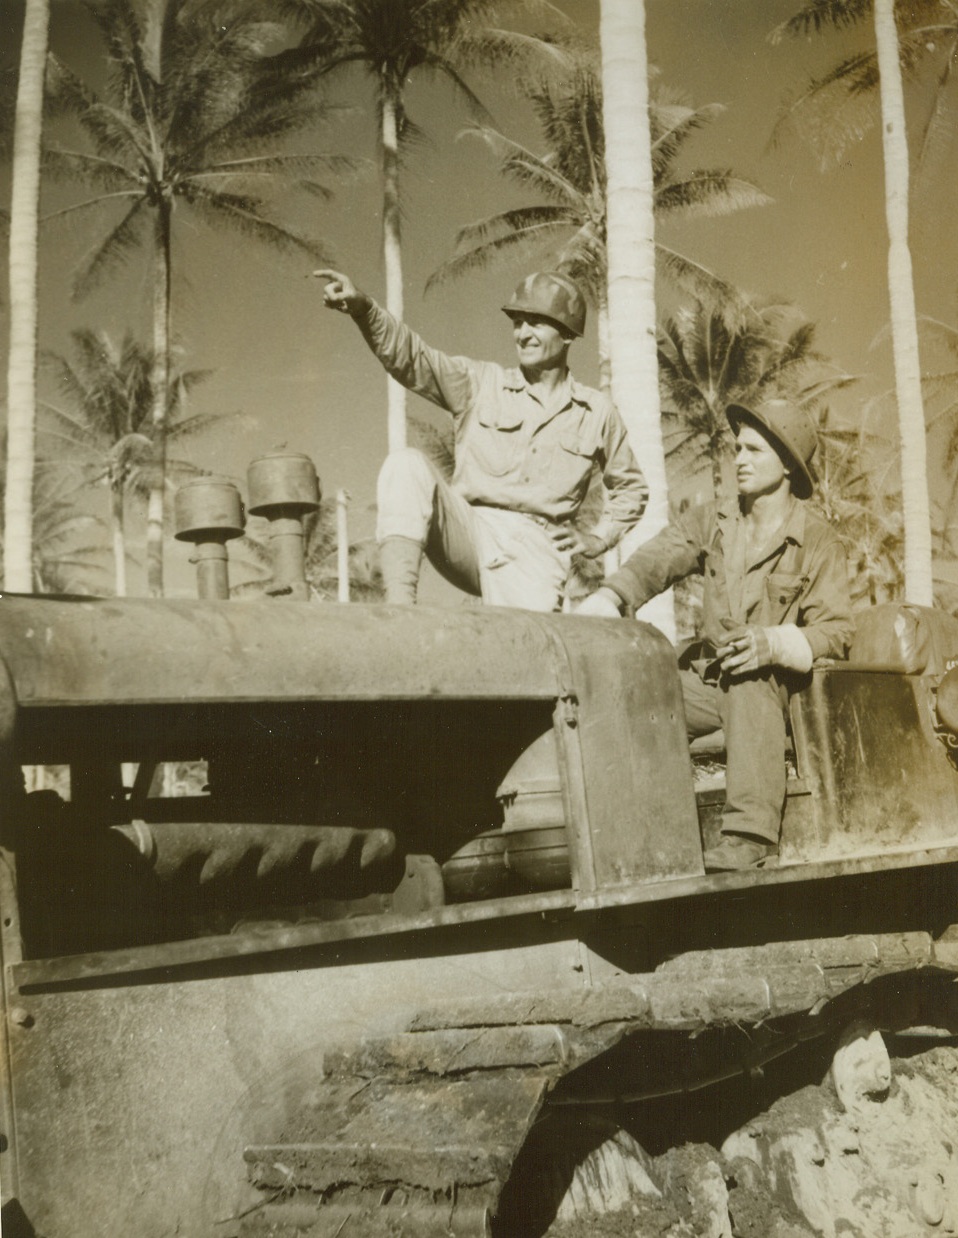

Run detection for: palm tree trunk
[[597, 291, 612, 396], [4, 0, 50, 593], [599, 0, 673, 636], [597, 292, 621, 574], [146, 201, 172, 598], [336, 488, 349, 602], [381, 86, 407, 454], [110, 479, 127, 597], [709, 410, 724, 501], [874, 0, 933, 605]]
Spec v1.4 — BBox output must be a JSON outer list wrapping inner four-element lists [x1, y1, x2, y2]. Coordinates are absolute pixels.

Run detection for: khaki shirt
[[358, 302, 648, 548], [606, 498, 855, 662]]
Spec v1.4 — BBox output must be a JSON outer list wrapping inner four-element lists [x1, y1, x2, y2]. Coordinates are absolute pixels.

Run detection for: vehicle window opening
[[10, 698, 558, 961]]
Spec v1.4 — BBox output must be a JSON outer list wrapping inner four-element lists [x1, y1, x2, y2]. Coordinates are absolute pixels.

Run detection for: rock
[[555, 1125, 661, 1222], [720, 1044, 958, 1237], [658, 1146, 731, 1238], [829, 1022, 891, 1113]]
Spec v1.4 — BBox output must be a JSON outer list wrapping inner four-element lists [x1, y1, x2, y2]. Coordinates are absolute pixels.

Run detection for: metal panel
[[6, 936, 589, 1238], [0, 596, 562, 706], [548, 616, 703, 893], [789, 668, 958, 860]]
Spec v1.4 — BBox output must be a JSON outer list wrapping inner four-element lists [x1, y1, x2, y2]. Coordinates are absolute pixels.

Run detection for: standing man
[[314, 268, 648, 610], [577, 398, 854, 871]]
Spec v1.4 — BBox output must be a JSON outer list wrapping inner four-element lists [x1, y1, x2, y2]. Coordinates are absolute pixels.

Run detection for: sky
[[3, 0, 958, 598]]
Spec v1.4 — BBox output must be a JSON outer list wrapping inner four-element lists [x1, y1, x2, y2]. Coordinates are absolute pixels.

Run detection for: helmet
[[501, 272, 586, 338], [726, 398, 818, 499]]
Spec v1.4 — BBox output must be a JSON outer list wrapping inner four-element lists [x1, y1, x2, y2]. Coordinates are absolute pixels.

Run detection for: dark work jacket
[[605, 498, 855, 663]]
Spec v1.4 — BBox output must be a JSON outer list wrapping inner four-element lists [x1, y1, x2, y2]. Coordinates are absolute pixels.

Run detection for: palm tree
[[4, 0, 50, 592], [659, 298, 856, 499], [41, 329, 233, 597], [43, 0, 344, 597], [430, 56, 770, 392], [277, 0, 567, 455], [598, 0, 673, 629], [772, 0, 934, 603]]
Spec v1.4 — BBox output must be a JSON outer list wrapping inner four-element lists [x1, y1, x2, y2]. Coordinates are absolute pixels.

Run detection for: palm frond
[[656, 171, 772, 219], [769, 0, 872, 43], [70, 199, 149, 301], [654, 246, 752, 322], [769, 51, 880, 166], [42, 148, 137, 192], [183, 185, 332, 260], [427, 212, 575, 289]]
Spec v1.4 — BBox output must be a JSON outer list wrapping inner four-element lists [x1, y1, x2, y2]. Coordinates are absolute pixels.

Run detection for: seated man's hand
[[715, 625, 773, 677], [313, 268, 369, 316], [575, 587, 623, 618]]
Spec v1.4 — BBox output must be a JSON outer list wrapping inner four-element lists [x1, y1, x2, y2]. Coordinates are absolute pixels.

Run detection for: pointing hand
[[312, 268, 367, 316]]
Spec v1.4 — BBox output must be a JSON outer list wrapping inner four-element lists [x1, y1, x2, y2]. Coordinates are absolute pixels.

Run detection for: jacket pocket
[[764, 572, 806, 623]]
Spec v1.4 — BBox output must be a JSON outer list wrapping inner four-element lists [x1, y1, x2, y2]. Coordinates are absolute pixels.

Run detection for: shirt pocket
[[552, 431, 595, 497], [466, 408, 523, 477], [764, 572, 807, 624]]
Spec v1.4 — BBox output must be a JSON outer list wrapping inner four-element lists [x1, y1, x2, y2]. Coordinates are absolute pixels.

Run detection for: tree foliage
[[40, 328, 240, 594], [430, 50, 771, 321], [44, 0, 341, 297], [43, 0, 344, 593], [771, 0, 958, 177], [659, 298, 856, 499]]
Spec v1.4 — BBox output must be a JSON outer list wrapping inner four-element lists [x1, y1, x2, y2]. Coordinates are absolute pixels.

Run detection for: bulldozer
[[2, 453, 958, 1237]]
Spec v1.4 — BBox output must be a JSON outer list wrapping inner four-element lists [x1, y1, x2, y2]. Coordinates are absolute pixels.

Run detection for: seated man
[[315, 268, 648, 610], [577, 397, 854, 871]]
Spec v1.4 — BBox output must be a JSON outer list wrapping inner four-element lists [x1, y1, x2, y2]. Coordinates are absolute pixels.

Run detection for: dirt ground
[[502, 1040, 958, 1238]]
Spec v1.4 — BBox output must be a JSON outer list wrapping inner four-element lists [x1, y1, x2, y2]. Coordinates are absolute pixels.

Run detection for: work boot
[[380, 535, 423, 604], [703, 833, 777, 872]]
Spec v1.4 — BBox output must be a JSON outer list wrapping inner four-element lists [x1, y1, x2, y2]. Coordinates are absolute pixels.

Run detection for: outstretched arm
[[313, 268, 475, 416]]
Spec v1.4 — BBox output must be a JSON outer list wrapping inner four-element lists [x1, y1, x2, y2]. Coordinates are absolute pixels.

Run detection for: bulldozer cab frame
[[2, 592, 958, 1236]]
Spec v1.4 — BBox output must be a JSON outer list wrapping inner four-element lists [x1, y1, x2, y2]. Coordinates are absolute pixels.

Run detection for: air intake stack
[[173, 477, 245, 599], [247, 452, 321, 601]]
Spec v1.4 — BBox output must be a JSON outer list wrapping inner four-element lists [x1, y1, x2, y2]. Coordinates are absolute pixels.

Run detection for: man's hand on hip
[[549, 527, 606, 559]]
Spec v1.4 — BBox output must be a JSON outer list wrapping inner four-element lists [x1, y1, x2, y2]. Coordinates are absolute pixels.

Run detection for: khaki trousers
[[377, 448, 571, 611]]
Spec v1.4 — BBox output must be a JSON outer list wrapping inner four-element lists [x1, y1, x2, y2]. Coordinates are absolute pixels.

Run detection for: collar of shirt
[[716, 496, 807, 569], [501, 367, 594, 415]]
